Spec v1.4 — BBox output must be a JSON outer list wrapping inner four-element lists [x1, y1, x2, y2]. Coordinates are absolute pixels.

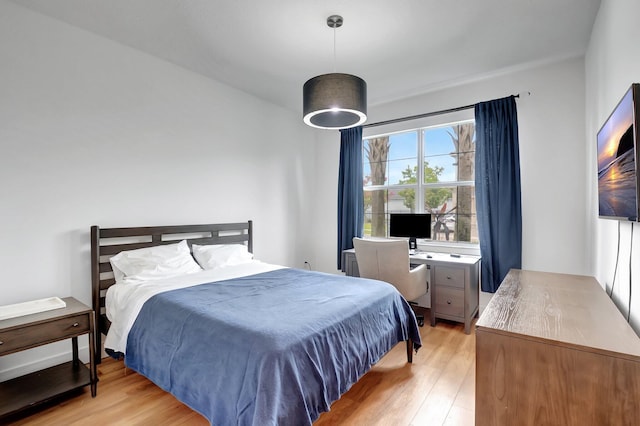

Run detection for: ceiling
[[10, 0, 601, 113]]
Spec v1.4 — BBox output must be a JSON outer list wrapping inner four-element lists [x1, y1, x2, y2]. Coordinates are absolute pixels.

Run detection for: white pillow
[[110, 240, 202, 284], [192, 244, 254, 270]]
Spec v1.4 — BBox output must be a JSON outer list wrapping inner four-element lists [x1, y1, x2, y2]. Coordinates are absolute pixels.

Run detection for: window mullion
[[423, 180, 475, 189], [416, 130, 424, 213]]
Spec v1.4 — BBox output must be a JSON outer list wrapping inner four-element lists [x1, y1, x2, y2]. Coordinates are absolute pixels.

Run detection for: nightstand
[[0, 297, 97, 420]]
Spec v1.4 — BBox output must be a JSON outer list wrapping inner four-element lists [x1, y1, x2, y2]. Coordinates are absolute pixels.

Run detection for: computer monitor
[[389, 213, 432, 250]]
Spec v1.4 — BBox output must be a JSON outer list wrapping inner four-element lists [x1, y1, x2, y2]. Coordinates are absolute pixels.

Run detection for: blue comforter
[[125, 268, 421, 425]]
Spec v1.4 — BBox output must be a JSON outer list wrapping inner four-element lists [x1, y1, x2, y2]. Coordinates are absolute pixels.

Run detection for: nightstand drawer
[[0, 314, 89, 355], [434, 266, 465, 288], [435, 286, 464, 318]]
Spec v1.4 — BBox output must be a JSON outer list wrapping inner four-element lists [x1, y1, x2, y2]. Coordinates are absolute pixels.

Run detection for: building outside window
[[363, 119, 477, 244]]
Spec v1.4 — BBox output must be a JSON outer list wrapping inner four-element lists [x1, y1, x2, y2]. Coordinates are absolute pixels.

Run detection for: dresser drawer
[[435, 286, 464, 318], [0, 314, 89, 355], [434, 266, 465, 288]]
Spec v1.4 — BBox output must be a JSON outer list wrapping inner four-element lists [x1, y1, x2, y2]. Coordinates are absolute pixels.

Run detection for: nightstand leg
[[72, 336, 79, 368]]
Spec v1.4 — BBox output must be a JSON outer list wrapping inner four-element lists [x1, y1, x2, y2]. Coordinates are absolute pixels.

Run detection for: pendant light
[[303, 15, 367, 130]]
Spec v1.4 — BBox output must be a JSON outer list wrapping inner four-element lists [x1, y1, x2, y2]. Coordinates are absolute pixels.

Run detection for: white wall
[[311, 58, 589, 312], [0, 1, 314, 379], [586, 0, 640, 333]]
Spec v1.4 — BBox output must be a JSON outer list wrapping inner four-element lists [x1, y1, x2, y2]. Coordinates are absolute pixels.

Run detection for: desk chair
[[352, 237, 428, 326]]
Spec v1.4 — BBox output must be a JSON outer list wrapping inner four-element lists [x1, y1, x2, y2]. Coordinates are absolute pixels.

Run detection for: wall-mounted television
[[389, 213, 431, 250], [597, 83, 640, 221]]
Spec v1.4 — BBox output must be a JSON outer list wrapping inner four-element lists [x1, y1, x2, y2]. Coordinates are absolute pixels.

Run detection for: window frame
[[362, 117, 479, 248]]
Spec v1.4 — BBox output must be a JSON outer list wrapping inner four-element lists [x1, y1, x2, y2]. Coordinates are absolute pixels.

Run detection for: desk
[[342, 249, 480, 334]]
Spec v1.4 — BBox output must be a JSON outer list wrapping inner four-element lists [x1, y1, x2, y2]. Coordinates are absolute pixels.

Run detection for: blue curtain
[[337, 126, 364, 270], [475, 96, 522, 292]]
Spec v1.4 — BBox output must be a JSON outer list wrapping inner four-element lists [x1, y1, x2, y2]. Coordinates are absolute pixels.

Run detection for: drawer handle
[[446, 276, 451, 279], [72, 322, 79, 327], [447, 300, 452, 304], [0, 341, 3, 345]]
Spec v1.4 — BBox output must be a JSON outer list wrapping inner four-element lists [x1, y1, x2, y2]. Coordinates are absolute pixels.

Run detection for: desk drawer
[[435, 286, 464, 318], [434, 266, 465, 288], [0, 314, 89, 355]]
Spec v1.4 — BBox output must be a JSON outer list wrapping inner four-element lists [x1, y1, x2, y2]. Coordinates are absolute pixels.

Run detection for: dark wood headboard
[[90, 221, 252, 362]]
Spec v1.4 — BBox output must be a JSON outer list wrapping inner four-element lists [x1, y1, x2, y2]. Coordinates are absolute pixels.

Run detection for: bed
[[91, 221, 421, 425]]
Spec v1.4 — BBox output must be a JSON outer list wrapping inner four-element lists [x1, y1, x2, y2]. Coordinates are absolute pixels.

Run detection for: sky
[[597, 87, 634, 171], [364, 123, 475, 185]]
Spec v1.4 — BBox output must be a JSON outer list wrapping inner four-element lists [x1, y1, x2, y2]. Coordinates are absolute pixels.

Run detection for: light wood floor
[[6, 320, 476, 426]]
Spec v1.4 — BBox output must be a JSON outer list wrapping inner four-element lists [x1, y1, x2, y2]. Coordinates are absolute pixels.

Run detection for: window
[[363, 119, 477, 244]]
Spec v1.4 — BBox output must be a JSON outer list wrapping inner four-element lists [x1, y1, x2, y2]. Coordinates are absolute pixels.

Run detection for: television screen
[[597, 84, 640, 221], [389, 213, 431, 249]]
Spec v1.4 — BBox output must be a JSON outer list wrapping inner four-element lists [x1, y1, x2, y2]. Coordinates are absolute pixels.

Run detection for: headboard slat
[[99, 278, 115, 290], [98, 263, 113, 274], [99, 222, 250, 238]]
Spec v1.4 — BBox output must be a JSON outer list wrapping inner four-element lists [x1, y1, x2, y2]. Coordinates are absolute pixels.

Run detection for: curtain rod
[[362, 92, 527, 129]]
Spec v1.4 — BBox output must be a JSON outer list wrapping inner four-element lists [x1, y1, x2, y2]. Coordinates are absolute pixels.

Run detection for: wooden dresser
[[475, 269, 640, 425]]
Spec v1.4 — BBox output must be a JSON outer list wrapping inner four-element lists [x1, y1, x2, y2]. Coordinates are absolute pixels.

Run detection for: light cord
[[628, 222, 633, 322], [609, 220, 621, 297], [333, 22, 337, 73]]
